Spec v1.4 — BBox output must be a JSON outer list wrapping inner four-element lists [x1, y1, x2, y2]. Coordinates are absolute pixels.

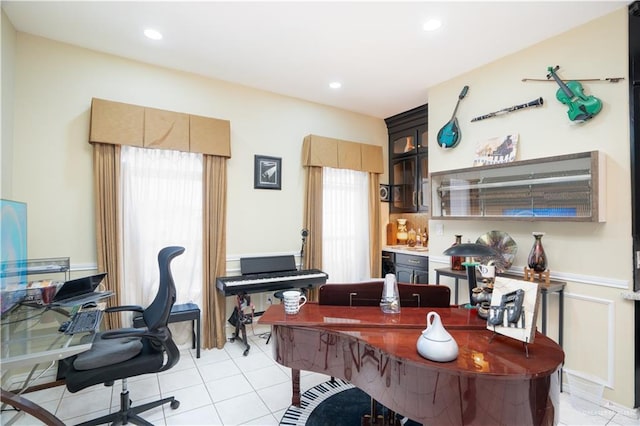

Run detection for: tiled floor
[[3, 322, 639, 425]]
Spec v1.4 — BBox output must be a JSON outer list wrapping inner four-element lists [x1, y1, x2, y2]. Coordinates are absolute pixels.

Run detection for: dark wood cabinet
[[627, 0, 640, 407], [385, 105, 429, 213], [394, 253, 429, 284]]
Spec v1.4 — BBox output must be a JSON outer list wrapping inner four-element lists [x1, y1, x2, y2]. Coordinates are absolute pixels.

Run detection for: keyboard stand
[[228, 293, 252, 356]]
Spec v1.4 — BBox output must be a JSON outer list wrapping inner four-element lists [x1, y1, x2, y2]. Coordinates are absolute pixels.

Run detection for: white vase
[[416, 311, 459, 362]]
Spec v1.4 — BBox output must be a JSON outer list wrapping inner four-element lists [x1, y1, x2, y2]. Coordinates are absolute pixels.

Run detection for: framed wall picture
[[254, 155, 282, 190]]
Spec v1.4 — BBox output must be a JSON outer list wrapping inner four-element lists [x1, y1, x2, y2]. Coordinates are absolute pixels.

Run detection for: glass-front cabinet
[[385, 104, 429, 213], [390, 127, 426, 156], [391, 150, 429, 213], [430, 151, 605, 222]]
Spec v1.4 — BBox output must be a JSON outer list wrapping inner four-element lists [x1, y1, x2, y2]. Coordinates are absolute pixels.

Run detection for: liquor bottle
[[407, 229, 417, 247], [450, 234, 464, 270]]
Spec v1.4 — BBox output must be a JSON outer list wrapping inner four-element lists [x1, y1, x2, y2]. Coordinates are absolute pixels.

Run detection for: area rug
[[279, 379, 422, 426]]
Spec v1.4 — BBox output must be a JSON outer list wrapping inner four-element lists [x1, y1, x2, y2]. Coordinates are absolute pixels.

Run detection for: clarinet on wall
[[471, 97, 544, 122]]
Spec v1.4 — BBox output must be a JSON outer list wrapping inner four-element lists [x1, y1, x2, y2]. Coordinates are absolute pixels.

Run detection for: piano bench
[[133, 303, 201, 358]]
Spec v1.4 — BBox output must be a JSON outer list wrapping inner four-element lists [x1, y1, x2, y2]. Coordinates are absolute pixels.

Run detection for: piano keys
[[279, 379, 353, 426], [216, 255, 328, 296], [217, 269, 328, 295]]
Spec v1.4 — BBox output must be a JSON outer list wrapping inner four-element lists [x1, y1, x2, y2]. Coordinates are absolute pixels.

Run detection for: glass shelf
[[0, 257, 70, 279], [430, 151, 605, 222]]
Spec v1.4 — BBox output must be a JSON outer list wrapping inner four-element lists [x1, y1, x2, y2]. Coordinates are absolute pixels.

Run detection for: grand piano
[[217, 255, 328, 355], [260, 304, 564, 426]]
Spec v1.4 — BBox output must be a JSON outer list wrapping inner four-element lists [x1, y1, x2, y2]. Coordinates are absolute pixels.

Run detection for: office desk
[[1, 303, 96, 371], [1, 303, 99, 423], [435, 267, 565, 346], [260, 303, 564, 426]]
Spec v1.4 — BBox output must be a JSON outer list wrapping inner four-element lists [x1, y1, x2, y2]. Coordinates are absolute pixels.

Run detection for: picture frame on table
[[254, 155, 282, 190], [487, 277, 540, 344]]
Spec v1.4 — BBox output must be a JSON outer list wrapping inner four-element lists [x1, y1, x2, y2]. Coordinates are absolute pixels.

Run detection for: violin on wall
[[546, 65, 602, 122]]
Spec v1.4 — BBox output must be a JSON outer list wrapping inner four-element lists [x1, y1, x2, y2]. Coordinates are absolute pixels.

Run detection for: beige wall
[[4, 31, 387, 267], [1, 10, 17, 197], [428, 8, 634, 408]]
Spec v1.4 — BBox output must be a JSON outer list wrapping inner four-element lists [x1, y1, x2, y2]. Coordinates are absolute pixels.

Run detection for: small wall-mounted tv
[[1, 199, 28, 288]]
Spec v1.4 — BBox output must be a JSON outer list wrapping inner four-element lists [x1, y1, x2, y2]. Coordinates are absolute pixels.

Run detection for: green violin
[[546, 66, 602, 122]]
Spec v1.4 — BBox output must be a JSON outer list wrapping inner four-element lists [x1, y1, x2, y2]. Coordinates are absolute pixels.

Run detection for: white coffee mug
[[477, 264, 496, 279], [283, 290, 307, 315]]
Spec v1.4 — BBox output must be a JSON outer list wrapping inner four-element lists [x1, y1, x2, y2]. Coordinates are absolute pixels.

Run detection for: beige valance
[[89, 98, 231, 157], [302, 134, 383, 173]]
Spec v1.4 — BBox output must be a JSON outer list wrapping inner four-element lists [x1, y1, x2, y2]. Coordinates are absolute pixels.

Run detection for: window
[[322, 167, 370, 282], [120, 146, 203, 316]]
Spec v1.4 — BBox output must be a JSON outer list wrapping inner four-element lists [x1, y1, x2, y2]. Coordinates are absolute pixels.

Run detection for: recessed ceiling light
[[423, 19, 442, 31], [329, 82, 342, 89], [144, 28, 163, 40]]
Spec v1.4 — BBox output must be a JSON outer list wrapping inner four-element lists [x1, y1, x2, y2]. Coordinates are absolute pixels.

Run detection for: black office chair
[[62, 246, 185, 426]]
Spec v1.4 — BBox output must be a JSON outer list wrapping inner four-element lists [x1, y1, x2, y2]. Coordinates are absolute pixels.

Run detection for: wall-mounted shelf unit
[[430, 151, 605, 222], [0, 257, 70, 281]]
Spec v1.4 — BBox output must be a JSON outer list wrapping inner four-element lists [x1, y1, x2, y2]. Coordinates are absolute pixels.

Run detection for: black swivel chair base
[[75, 378, 180, 426]]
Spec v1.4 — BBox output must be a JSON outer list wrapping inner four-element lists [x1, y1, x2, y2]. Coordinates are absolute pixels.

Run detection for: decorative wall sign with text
[[473, 133, 518, 167]]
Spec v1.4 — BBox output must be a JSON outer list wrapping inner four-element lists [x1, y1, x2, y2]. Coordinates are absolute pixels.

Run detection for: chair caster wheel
[[170, 400, 180, 410], [243, 349, 249, 356]]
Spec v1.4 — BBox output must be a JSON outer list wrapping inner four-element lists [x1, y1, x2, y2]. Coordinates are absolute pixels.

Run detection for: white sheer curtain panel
[[120, 146, 203, 335], [322, 167, 370, 282]]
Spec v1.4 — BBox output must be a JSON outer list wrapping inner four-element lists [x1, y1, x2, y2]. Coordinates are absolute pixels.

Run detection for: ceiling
[[2, 1, 628, 118]]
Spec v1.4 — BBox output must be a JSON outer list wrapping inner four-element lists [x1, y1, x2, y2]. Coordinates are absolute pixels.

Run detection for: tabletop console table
[[435, 267, 565, 347]]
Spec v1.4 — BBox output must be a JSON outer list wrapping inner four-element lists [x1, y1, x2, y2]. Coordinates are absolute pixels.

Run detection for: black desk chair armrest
[[101, 327, 171, 341], [105, 305, 144, 314]]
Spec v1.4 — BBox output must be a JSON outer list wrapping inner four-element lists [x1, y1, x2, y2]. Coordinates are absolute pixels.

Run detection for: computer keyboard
[[61, 309, 103, 335]]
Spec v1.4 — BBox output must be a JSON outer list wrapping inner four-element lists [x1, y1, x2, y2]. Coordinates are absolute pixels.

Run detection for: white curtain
[[120, 146, 203, 344], [322, 167, 370, 282]]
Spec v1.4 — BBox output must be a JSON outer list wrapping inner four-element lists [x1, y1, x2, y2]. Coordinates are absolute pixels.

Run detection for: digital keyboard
[[216, 255, 328, 296], [216, 268, 328, 296], [218, 255, 328, 356]]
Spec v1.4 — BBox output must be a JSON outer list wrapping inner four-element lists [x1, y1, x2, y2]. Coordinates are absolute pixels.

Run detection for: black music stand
[[227, 292, 253, 356]]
